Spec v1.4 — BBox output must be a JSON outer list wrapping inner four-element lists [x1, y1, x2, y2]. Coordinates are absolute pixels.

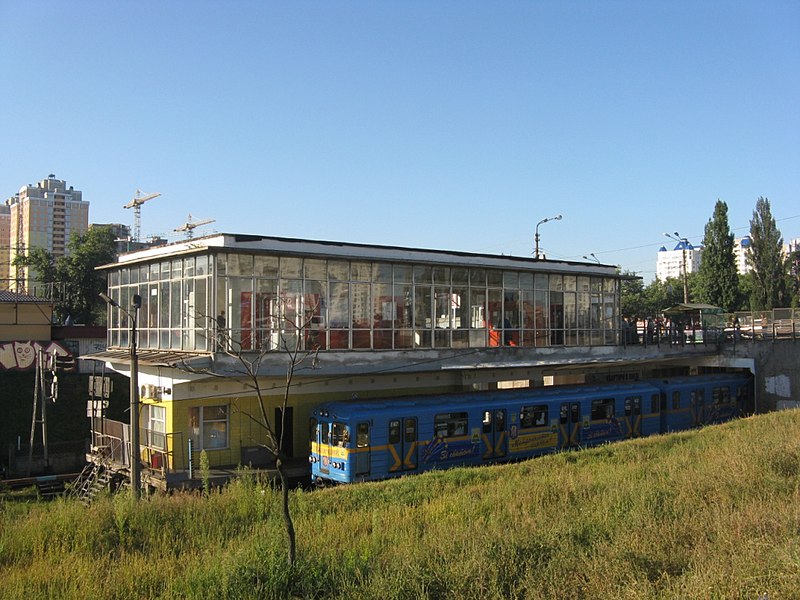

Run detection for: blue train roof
[[312, 380, 664, 420]]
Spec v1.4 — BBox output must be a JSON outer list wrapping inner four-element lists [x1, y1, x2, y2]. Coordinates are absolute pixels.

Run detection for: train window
[[434, 412, 468, 438], [321, 422, 329, 444], [624, 397, 632, 416], [651, 394, 660, 414], [357, 423, 369, 448], [309, 417, 317, 445], [332, 422, 349, 447], [713, 386, 730, 404], [482, 410, 492, 433], [495, 410, 505, 432], [389, 420, 401, 444], [520, 405, 548, 428], [404, 418, 417, 443], [591, 398, 614, 420], [690, 390, 705, 405], [672, 392, 681, 410], [560, 404, 568, 424]]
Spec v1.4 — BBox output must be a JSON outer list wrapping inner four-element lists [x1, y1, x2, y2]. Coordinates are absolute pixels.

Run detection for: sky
[[2, 1, 798, 281]]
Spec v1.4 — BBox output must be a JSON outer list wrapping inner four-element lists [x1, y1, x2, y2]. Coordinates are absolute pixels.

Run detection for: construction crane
[[174, 214, 215, 239], [123, 190, 161, 243]]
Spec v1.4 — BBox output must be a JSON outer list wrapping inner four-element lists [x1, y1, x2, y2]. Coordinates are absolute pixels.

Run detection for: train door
[[624, 396, 642, 438], [559, 402, 581, 448], [355, 422, 370, 477], [389, 418, 417, 473], [691, 389, 705, 426], [494, 409, 507, 458], [404, 418, 418, 470]]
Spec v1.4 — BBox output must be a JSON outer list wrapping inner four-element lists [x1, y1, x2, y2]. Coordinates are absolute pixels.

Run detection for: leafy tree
[[696, 200, 739, 311], [747, 197, 787, 310], [60, 226, 118, 324], [12, 226, 117, 324], [619, 271, 646, 318]]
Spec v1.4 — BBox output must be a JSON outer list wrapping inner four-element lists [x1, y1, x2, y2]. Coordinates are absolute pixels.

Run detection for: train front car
[[310, 403, 361, 484]]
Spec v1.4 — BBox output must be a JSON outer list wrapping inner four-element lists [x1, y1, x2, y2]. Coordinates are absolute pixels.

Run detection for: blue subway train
[[309, 373, 751, 484]]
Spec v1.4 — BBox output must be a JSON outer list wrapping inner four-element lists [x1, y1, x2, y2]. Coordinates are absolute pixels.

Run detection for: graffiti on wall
[[0, 341, 74, 372]]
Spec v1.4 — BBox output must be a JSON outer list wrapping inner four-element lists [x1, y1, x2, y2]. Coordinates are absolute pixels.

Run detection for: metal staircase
[[70, 460, 128, 504]]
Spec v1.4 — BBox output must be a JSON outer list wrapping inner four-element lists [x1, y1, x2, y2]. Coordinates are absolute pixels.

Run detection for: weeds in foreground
[[1, 411, 799, 599]]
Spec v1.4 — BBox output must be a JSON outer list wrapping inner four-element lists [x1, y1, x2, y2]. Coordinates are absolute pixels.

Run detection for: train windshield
[[332, 422, 350, 447]]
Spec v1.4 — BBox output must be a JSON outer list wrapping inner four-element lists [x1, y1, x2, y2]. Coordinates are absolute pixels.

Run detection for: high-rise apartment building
[[656, 240, 702, 282], [0, 205, 10, 290], [5, 174, 89, 293]]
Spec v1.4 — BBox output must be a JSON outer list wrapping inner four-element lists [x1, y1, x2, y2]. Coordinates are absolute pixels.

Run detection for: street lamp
[[534, 214, 562, 260], [582, 253, 600, 264], [100, 291, 142, 499], [663, 232, 690, 303]]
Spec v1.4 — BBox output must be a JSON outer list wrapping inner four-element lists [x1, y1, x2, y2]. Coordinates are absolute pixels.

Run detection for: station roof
[[98, 232, 619, 277]]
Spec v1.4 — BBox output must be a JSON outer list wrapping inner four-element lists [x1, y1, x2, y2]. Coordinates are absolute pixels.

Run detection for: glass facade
[[105, 252, 620, 352]]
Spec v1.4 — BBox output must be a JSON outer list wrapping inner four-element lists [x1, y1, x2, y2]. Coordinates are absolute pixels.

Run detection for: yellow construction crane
[[123, 190, 161, 243], [174, 214, 215, 239]]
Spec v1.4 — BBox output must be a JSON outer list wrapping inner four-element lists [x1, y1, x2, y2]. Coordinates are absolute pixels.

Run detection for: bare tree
[[178, 299, 320, 566]]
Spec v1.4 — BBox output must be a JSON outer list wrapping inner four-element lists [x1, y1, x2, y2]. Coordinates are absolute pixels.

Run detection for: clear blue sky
[[2, 1, 798, 280]]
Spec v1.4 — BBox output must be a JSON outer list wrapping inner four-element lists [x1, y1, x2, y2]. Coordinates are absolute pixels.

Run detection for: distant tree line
[[622, 197, 799, 317]]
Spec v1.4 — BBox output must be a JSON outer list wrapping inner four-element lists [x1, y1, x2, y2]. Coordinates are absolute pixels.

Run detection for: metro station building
[[91, 233, 641, 485]]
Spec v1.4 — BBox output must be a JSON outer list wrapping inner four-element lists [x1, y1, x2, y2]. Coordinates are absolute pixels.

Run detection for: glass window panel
[[255, 255, 279, 277], [196, 254, 208, 276], [226, 254, 253, 276], [413, 265, 432, 283], [172, 259, 182, 279], [503, 271, 518, 288], [351, 283, 371, 329], [129, 267, 139, 284], [534, 273, 548, 289], [280, 257, 302, 278], [564, 276, 576, 291], [304, 279, 327, 350], [373, 263, 392, 283], [470, 268, 486, 286], [160, 262, 170, 280], [255, 279, 278, 350], [451, 267, 469, 285], [414, 286, 432, 329], [170, 280, 181, 331], [487, 270, 502, 286], [110, 270, 119, 287], [549, 275, 563, 291], [433, 266, 450, 284], [394, 284, 412, 328], [452, 287, 469, 330], [351, 261, 371, 281], [519, 272, 533, 289], [120, 269, 128, 285], [434, 287, 453, 329], [140, 264, 149, 283], [578, 276, 590, 292], [373, 283, 393, 325], [159, 281, 170, 328], [393, 264, 411, 283], [184, 256, 195, 277], [329, 281, 350, 329], [304, 258, 326, 280], [328, 260, 349, 281]]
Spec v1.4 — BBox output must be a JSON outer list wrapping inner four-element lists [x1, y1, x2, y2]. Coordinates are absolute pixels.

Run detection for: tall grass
[[2, 410, 799, 599]]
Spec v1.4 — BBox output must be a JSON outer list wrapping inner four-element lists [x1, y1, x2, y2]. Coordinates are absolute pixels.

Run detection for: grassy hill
[[1, 410, 799, 599]]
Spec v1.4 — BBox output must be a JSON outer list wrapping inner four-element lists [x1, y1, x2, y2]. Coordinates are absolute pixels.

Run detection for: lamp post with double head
[[534, 214, 562, 260], [100, 292, 142, 499], [663, 232, 690, 304]]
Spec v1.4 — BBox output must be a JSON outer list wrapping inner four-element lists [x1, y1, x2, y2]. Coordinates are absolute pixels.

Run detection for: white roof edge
[[102, 233, 619, 276]]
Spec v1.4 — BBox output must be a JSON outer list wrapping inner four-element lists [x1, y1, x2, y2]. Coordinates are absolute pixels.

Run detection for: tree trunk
[[276, 457, 296, 566]]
